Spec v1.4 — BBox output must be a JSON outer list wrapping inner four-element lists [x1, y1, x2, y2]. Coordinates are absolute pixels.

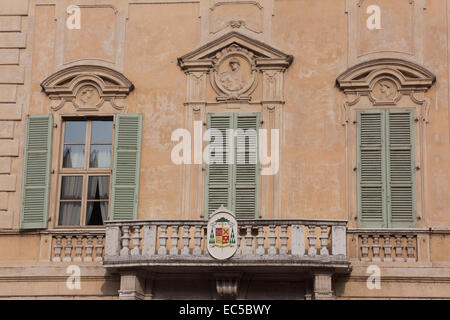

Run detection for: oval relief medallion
[[211, 44, 258, 101], [74, 85, 102, 110], [371, 78, 399, 103], [207, 206, 238, 260]]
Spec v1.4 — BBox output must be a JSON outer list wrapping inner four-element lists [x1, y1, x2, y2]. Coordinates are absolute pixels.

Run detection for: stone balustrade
[[50, 229, 105, 262], [103, 219, 348, 268], [349, 229, 420, 262]]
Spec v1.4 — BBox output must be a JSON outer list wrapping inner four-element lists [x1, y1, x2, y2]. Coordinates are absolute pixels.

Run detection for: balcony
[[347, 228, 430, 264], [48, 229, 105, 263], [103, 219, 351, 299]]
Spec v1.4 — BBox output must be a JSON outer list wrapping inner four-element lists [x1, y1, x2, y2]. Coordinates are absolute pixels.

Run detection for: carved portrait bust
[[80, 86, 95, 104], [74, 84, 101, 110], [374, 79, 397, 100], [218, 57, 247, 92], [369, 78, 400, 105], [210, 44, 258, 101]]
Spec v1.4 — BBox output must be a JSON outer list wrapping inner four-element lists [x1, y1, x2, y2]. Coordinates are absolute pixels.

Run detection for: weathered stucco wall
[[0, 0, 449, 299]]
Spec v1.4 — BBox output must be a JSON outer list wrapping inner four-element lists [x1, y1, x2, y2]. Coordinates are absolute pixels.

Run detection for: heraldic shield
[[207, 205, 238, 260]]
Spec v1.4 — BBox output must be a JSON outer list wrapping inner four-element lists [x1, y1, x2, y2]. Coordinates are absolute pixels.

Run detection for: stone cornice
[[336, 58, 436, 93], [40, 65, 134, 111], [178, 31, 293, 72]]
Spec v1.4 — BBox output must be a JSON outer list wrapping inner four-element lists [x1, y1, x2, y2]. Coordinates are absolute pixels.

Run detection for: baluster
[[181, 225, 190, 255], [406, 235, 415, 262], [243, 226, 253, 255], [394, 235, 404, 262], [84, 235, 93, 262], [74, 235, 83, 262], [53, 235, 62, 262], [238, 227, 246, 256], [319, 225, 329, 256], [372, 234, 381, 262], [268, 225, 277, 255], [255, 226, 265, 255], [307, 225, 317, 256], [360, 234, 369, 261], [233, 227, 242, 256], [63, 236, 73, 262], [203, 226, 208, 251], [170, 225, 180, 255], [131, 226, 141, 256], [95, 235, 104, 261], [120, 226, 130, 256], [158, 225, 168, 255], [382, 234, 392, 262], [192, 225, 202, 255], [280, 225, 288, 255]]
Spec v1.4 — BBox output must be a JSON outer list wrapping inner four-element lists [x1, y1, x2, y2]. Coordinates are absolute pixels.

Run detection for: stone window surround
[[177, 31, 293, 219], [40, 65, 134, 229], [57, 118, 113, 227], [336, 58, 436, 228]]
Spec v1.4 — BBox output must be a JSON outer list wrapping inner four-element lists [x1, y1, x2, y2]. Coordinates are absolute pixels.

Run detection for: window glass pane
[[86, 201, 108, 225], [58, 202, 81, 226], [64, 121, 86, 143], [87, 176, 110, 200], [63, 145, 85, 168], [89, 145, 111, 168], [91, 120, 113, 143], [60, 176, 83, 200]]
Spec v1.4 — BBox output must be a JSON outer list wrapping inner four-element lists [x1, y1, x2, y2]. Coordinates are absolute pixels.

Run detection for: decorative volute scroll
[[336, 58, 436, 124], [40, 65, 134, 112], [178, 31, 292, 103]]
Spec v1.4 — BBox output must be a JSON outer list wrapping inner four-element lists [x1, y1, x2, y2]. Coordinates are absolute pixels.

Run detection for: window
[[205, 112, 260, 219], [20, 67, 138, 230], [58, 119, 113, 226], [357, 109, 416, 228]]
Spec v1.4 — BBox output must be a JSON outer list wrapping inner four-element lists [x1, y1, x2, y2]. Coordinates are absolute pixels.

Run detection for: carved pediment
[[178, 32, 292, 67], [336, 58, 436, 124], [336, 58, 435, 95], [178, 32, 292, 102], [41, 65, 134, 111]]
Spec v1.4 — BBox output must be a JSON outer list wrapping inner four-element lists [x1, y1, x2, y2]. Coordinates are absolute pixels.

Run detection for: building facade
[[0, 0, 449, 299]]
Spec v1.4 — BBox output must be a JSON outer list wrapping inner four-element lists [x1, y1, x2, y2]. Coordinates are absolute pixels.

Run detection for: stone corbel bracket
[[214, 273, 242, 299], [336, 58, 435, 123], [40, 65, 134, 112]]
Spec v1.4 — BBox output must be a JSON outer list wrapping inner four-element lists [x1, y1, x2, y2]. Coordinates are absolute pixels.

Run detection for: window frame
[[204, 112, 260, 220], [356, 108, 416, 228], [56, 116, 114, 228]]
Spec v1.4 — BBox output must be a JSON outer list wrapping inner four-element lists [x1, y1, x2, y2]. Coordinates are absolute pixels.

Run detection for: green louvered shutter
[[205, 113, 233, 216], [234, 113, 259, 219], [387, 110, 416, 228], [110, 114, 142, 220], [20, 115, 53, 229], [357, 110, 387, 228]]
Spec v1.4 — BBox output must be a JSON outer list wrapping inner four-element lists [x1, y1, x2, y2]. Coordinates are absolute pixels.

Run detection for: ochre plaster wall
[[0, 0, 449, 299]]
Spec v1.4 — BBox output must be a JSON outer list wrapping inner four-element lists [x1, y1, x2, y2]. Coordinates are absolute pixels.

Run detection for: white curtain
[[86, 202, 108, 225], [86, 176, 109, 225], [63, 146, 84, 168], [89, 146, 111, 168], [59, 176, 83, 226]]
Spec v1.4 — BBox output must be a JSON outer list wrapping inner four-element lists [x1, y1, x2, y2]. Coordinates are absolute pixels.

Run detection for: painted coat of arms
[[207, 206, 238, 260]]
